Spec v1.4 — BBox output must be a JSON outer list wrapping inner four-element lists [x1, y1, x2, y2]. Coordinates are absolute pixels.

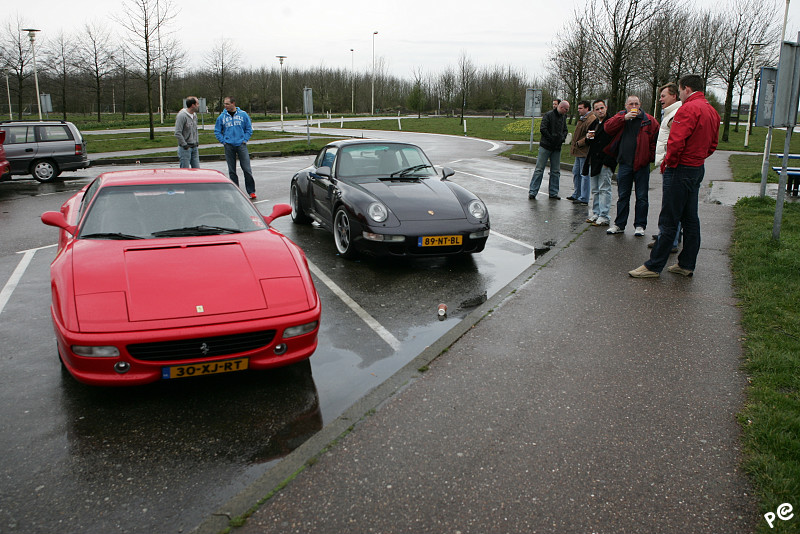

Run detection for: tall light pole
[[21, 28, 42, 121], [156, 0, 164, 124], [744, 43, 765, 148], [277, 56, 286, 131], [4, 69, 12, 119], [371, 31, 378, 116], [350, 48, 355, 115]]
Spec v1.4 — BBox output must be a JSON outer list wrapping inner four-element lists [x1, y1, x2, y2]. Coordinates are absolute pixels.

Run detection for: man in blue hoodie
[[215, 96, 256, 199]]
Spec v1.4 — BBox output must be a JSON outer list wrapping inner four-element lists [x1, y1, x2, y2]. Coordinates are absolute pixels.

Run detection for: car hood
[[358, 178, 466, 220], [69, 233, 312, 330]]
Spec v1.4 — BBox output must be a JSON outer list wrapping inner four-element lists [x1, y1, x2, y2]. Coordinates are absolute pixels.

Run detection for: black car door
[[310, 146, 337, 226]]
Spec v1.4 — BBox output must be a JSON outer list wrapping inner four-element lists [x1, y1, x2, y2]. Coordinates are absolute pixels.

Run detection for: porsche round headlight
[[368, 202, 388, 223], [468, 199, 487, 220]]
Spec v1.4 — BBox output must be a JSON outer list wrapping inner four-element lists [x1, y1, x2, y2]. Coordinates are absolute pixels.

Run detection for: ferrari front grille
[[127, 330, 277, 361]]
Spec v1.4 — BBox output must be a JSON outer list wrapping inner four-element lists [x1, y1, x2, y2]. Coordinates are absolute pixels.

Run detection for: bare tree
[[637, 7, 691, 115], [160, 36, 186, 116], [43, 30, 77, 120], [457, 51, 475, 124], [687, 10, 725, 91], [549, 13, 594, 123], [587, 0, 663, 113], [435, 67, 456, 116], [114, 0, 177, 139], [714, 0, 779, 142], [1, 16, 34, 119], [114, 45, 132, 120], [78, 21, 116, 121], [408, 67, 425, 118], [205, 37, 240, 112]]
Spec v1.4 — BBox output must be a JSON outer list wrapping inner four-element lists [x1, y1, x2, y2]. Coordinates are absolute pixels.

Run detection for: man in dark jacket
[[528, 100, 570, 200], [582, 99, 616, 226], [602, 95, 659, 236], [629, 75, 720, 278]]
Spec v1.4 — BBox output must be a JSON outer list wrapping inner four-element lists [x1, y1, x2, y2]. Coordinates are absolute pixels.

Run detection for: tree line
[[1, 0, 781, 142]]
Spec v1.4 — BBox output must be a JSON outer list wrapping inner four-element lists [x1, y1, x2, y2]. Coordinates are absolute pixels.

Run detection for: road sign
[[755, 67, 777, 128], [303, 88, 314, 115], [525, 88, 542, 118]]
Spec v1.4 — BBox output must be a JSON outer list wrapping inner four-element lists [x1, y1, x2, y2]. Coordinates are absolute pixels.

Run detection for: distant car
[[290, 139, 490, 258], [0, 120, 89, 182], [41, 169, 321, 386], [0, 130, 9, 181]]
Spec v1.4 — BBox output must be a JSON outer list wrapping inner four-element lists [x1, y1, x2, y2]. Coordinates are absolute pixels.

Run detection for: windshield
[[78, 182, 267, 239], [336, 143, 437, 179]]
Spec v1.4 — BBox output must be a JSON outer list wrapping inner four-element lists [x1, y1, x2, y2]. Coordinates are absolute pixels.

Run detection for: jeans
[[178, 145, 200, 168], [528, 146, 561, 198], [645, 165, 704, 273], [590, 166, 613, 219], [224, 143, 255, 195], [572, 157, 589, 202], [614, 163, 650, 230]]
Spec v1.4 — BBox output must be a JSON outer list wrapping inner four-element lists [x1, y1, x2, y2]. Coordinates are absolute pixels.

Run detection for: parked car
[[0, 120, 89, 182], [41, 169, 321, 386], [0, 130, 10, 181], [290, 139, 490, 258]]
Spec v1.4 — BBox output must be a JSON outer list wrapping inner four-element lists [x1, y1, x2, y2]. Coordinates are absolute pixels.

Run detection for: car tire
[[333, 206, 358, 259], [290, 182, 312, 224], [32, 159, 60, 183]]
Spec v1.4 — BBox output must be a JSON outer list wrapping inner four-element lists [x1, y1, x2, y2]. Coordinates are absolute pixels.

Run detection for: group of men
[[529, 75, 720, 278], [174, 96, 257, 199]]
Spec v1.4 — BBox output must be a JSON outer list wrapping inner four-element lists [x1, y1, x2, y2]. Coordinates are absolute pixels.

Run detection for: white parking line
[[452, 169, 527, 190], [306, 260, 401, 351], [0, 245, 56, 318], [489, 230, 538, 251]]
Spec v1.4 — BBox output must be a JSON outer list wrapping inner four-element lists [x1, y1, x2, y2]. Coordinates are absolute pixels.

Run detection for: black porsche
[[289, 139, 490, 258]]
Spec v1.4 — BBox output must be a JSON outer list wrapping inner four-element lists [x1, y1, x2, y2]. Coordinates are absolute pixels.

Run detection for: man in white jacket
[[649, 83, 682, 251]]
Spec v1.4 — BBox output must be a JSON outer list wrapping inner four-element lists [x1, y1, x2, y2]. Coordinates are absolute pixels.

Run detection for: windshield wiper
[[151, 225, 241, 237], [81, 232, 144, 240], [390, 164, 433, 178]]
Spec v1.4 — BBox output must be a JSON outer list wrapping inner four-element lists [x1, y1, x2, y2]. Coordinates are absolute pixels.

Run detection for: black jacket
[[539, 109, 568, 151], [582, 118, 617, 177]]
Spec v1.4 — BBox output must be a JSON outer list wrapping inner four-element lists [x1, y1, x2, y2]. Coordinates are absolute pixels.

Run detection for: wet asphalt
[[187, 151, 797, 534]]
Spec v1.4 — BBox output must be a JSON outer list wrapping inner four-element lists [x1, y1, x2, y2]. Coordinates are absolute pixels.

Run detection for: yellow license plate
[[418, 235, 462, 247], [162, 358, 249, 379]]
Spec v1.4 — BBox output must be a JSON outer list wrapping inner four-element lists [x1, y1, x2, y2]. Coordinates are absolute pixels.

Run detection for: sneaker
[[634, 227, 645, 236], [667, 264, 693, 277], [629, 265, 659, 278], [528, 194, 536, 200], [250, 192, 257, 200], [647, 238, 656, 248], [586, 214, 599, 223], [593, 217, 610, 226], [566, 196, 576, 201], [607, 224, 623, 234], [549, 195, 561, 200]]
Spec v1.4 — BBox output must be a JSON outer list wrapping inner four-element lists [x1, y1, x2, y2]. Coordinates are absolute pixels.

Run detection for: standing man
[[603, 95, 659, 236], [568, 100, 595, 205], [215, 96, 257, 199], [175, 96, 200, 169], [629, 75, 720, 278], [583, 99, 616, 226], [528, 100, 570, 200], [648, 82, 683, 252], [552, 98, 561, 109]]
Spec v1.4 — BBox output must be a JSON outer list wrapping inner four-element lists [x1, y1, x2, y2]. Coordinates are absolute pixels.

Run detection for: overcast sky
[[11, 0, 800, 81]]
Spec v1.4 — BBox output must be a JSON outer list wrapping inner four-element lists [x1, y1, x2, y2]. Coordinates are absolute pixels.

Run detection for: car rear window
[[38, 125, 72, 142]]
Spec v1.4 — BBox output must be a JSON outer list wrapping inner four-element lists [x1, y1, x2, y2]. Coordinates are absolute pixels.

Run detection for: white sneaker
[[586, 213, 598, 223], [634, 227, 645, 236], [606, 224, 623, 234], [593, 217, 610, 226]]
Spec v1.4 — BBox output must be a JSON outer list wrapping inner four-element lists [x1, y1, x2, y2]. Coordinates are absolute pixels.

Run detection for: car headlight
[[71, 345, 120, 357], [468, 199, 487, 220], [283, 321, 318, 338], [368, 202, 388, 223]]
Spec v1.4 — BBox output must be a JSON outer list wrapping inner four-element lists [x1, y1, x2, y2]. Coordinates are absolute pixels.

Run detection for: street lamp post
[[4, 69, 12, 120], [350, 48, 355, 115], [277, 56, 286, 131], [371, 31, 378, 116], [744, 43, 765, 148], [21, 28, 42, 121]]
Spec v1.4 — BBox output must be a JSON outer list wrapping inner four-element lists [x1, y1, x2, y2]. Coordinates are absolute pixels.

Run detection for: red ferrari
[[41, 169, 321, 386]]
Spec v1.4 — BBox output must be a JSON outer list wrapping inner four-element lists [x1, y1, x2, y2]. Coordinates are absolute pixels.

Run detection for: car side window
[[320, 147, 337, 169], [3, 126, 33, 144], [37, 125, 72, 142], [79, 178, 103, 219]]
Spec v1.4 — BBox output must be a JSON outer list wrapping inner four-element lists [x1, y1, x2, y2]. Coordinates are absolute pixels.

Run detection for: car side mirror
[[41, 211, 77, 236], [441, 167, 455, 181], [264, 203, 292, 225], [315, 166, 332, 179]]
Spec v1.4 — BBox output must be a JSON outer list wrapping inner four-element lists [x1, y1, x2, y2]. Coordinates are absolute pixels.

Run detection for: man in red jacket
[[629, 75, 720, 278], [602, 95, 660, 236]]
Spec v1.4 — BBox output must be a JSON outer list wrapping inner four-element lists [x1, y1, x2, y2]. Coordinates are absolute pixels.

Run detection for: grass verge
[[731, 197, 800, 533]]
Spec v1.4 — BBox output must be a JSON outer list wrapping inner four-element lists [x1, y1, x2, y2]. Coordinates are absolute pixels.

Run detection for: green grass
[[728, 154, 794, 183], [46, 112, 311, 131], [96, 138, 332, 160], [731, 197, 800, 533], [83, 129, 295, 154]]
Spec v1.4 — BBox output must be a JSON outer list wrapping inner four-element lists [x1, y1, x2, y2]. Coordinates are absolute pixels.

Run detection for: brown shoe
[[667, 264, 693, 277], [628, 265, 659, 278]]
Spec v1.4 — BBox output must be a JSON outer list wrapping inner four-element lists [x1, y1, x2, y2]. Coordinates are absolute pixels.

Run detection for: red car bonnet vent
[[123, 241, 239, 252]]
